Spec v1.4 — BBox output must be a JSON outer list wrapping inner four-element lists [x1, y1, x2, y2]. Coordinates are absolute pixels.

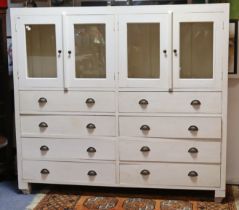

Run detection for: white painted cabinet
[[11, 4, 229, 200]]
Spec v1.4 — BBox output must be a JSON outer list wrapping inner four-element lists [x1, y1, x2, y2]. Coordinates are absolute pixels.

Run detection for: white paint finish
[[119, 116, 221, 139], [23, 160, 116, 184], [119, 92, 222, 113], [11, 4, 229, 198], [173, 13, 223, 90], [16, 15, 64, 88], [119, 139, 221, 163], [22, 138, 116, 161], [118, 14, 169, 88], [20, 115, 116, 137], [19, 91, 116, 113], [120, 163, 221, 187], [64, 15, 116, 88]]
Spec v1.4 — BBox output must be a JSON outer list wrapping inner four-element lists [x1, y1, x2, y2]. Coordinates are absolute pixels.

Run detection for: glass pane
[[26, 24, 57, 78], [74, 24, 106, 78], [127, 23, 160, 79], [180, 22, 213, 79]]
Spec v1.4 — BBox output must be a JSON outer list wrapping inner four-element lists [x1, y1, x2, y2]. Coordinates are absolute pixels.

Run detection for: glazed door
[[118, 14, 170, 89], [17, 16, 63, 88], [173, 13, 223, 90], [64, 15, 115, 88]]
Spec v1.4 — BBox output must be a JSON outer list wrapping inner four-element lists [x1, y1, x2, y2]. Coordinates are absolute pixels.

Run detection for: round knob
[[140, 146, 150, 152], [40, 145, 49, 152], [139, 99, 149, 106], [39, 122, 48, 128], [38, 97, 47, 103], [188, 125, 198, 132], [87, 170, 97, 176], [68, 50, 72, 54], [188, 147, 198, 154], [163, 50, 167, 55], [86, 123, 96, 129], [173, 49, 178, 56], [87, 147, 96, 153], [188, 171, 198, 177], [191, 100, 201, 106], [140, 125, 150, 131], [140, 169, 150, 176], [85, 98, 95, 105], [40, 169, 50, 175]]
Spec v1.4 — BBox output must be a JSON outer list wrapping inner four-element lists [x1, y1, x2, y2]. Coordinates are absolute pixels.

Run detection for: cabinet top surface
[[10, 3, 229, 16]]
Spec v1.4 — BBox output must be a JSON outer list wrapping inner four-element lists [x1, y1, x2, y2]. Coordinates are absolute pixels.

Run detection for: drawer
[[120, 139, 221, 163], [21, 115, 116, 137], [23, 160, 116, 184], [20, 91, 115, 113], [119, 116, 221, 139], [120, 163, 220, 187], [22, 138, 116, 161], [119, 92, 221, 113]]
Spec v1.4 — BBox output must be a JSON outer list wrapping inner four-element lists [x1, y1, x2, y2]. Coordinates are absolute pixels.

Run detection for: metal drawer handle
[[38, 97, 47, 103], [191, 100, 201, 106], [140, 169, 150, 176], [86, 123, 96, 129], [87, 147, 96, 153], [87, 170, 97, 176], [140, 125, 150, 131], [40, 145, 49, 152], [85, 98, 95, 105], [140, 146, 150, 152], [139, 99, 149, 105], [188, 171, 198, 177], [188, 125, 198, 132], [39, 122, 48, 128], [188, 147, 198, 154], [41, 169, 50, 175]]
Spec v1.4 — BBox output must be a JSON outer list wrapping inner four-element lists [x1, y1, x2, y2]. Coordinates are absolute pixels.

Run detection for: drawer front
[[120, 140, 221, 163], [120, 163, 220, 187], [20, 91, 115, 113], [119, 116, 221, 139], [22, 138, 116, 161], [21, 116, 116, 137], [119, 92, 221, 113], [23, 160, 116, 184]]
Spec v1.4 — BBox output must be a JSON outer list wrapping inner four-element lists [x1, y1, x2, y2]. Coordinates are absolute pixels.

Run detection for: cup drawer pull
[[86, 123, 96, 129], [139, 99, 148, 105], [87, 147, 96, 153], [140, 146, 150, 152], [38, 97, 47, 103], [188, 171, 198, 177], [191, 100, 201, 106], [40, 145, 49, 152], [140, 125, 150, 131], [140, 169, 150, 176], [39, 122, 48, 128], [41, 169, 50, 175], [188, 147, 198, 154], [88, 170, 97, 176], [188, 125, 198, 132], [85, 98, 95, 105]]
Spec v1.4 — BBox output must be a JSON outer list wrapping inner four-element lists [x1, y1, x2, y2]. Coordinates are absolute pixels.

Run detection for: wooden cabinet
[[11, 4, 229, 200]]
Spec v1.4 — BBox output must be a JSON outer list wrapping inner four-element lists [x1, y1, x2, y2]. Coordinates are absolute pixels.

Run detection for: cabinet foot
[[214, 190, 225, 203], [19, 182, 32, 194]]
